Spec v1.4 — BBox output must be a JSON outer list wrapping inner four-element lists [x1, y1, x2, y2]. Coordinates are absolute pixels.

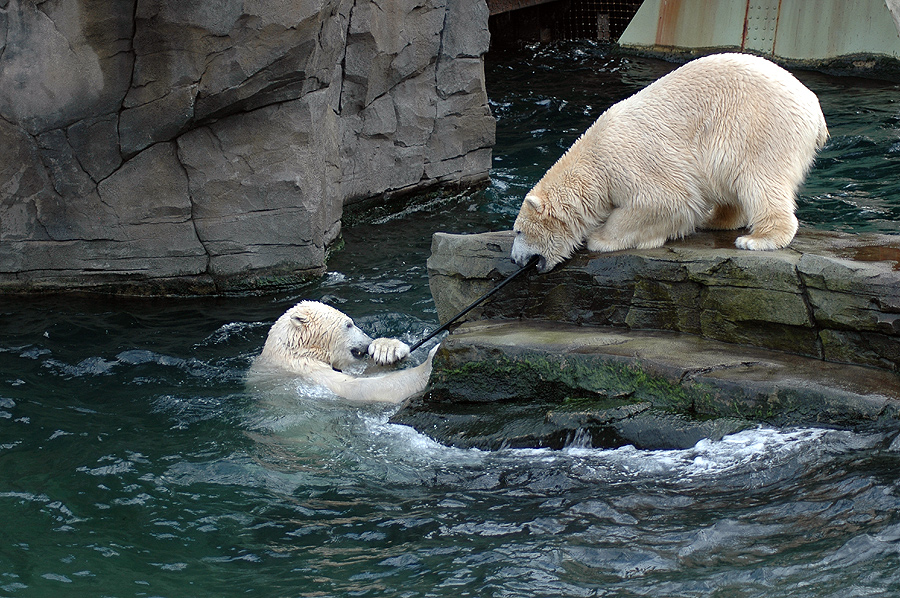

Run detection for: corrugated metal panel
[[890, 0, 900, 34], [619, 0, 900, 62], [625, 0, 751, 50], [774, 1, 900, 60]]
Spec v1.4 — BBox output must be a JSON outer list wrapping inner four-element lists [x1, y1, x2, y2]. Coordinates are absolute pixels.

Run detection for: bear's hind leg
[[735, 213, 798, 250], [703, 204, 747, 230], [735, 197, 799, 251], [733, 175, 800, 251]]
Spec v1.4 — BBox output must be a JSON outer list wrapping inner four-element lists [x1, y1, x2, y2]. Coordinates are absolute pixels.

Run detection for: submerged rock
[[394, 229, 900, 449]]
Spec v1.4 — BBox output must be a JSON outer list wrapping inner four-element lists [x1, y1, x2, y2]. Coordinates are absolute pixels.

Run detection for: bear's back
[[575, 53, 825, 174]]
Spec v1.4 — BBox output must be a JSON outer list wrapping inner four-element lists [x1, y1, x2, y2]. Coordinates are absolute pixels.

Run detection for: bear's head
[[260, 301, 373, 372], [511, 179, 587, 273]]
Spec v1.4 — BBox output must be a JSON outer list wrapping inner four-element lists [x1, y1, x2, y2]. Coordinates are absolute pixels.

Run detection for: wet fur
[[512, 53, 828, 272], [250, 301, 434, 404]]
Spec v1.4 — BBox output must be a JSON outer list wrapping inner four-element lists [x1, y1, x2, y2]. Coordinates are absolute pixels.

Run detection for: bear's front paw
[[587, 233, 637, 253], [368, 338, 410, 365], [735, 235, 778, 251]]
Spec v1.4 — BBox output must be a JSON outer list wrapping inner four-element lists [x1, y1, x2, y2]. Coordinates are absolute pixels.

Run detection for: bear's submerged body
[[250, 301, 435, 404], [511, 53, 828, 272]]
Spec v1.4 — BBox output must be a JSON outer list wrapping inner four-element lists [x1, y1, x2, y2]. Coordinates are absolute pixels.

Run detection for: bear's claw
[[735, 235, 780, 251], [368, 338, 410, 365]]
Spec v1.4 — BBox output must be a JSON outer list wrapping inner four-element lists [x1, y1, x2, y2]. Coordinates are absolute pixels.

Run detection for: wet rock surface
[[428, 229, 900, 371], [394, 320, 900, 449], [0, 0, 494, 294], [397, 229, 900, 449]]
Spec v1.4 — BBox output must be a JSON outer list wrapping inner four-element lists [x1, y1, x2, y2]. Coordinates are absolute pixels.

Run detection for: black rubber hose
[[408, 254, 540, 353]]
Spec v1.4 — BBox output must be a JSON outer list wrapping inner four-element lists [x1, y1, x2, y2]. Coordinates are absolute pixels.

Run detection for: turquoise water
[[2, 44, 900, 597]]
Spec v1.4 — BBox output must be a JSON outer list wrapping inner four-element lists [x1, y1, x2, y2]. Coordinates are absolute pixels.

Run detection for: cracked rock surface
[[0, 0, 494, 294], [393, 319, 900, 449], [400, 228, 900, 447], [428, 229, 900, 371]]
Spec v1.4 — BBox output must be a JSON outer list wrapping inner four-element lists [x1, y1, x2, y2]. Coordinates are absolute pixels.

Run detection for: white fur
[[249, 301, 435, 404], [511, 53, 828, 272], [368, 337, 410, 365]]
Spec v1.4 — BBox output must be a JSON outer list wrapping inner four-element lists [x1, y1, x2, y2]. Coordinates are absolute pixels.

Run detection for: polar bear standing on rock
[[511, 53, 828, 273], [250, 301, 436, 404]]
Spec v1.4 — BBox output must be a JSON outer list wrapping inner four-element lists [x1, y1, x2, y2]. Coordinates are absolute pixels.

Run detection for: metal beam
[[487, 0, 560, 17]]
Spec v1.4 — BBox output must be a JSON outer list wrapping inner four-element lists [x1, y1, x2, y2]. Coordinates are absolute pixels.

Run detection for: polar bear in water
[[250, 301, 435, 403], [511, 53, 828, 273]]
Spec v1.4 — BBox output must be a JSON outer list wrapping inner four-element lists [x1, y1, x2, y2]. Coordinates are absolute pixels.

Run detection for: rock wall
[[402, 228, 900, 449], [0, 0, 495, 294], [393, 320, 900, 449], [427, 229, 900, 371]]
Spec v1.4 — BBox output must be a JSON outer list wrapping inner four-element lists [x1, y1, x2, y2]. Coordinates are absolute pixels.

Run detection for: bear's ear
[[290, 313, 309, 328], [525, 193, 543, 213]]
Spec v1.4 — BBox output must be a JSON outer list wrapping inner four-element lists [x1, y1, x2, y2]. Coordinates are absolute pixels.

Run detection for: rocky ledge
[[391, 229, 900, 449], [0, 0, 493, 294]]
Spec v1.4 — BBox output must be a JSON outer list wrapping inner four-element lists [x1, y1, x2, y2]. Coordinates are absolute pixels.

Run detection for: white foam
[[556, 426, 840, 483], [356, 423, 851, 485]]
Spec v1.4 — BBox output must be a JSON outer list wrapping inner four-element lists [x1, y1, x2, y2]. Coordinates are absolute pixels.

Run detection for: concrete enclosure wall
[[0, 0, 495, 294]]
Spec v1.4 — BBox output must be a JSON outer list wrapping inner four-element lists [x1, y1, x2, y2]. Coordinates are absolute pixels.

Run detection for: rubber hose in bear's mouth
[[512, 254, 547, 273]]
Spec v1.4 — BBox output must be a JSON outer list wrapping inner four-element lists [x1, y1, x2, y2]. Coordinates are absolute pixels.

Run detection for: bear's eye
[[345, 322, 353, 330]]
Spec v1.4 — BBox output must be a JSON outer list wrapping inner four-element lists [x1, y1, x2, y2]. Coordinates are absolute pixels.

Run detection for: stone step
[[401, 228, 900, 449], [427, 229, 900, 371], [393, 319, 900, 450]]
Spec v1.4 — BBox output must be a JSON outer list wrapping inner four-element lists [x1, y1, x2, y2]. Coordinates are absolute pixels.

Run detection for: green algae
[[432, 351, 718, 417]]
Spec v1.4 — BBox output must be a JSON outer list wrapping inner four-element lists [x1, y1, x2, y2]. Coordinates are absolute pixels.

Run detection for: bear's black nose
[[350, 344, 369, 360]]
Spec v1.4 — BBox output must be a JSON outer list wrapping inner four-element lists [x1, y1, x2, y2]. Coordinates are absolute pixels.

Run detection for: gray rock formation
[[393, 320, 900, 449], [0, 0, 494, 294], [399, 229, 900, 449], [428, 229, 900, 371]]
